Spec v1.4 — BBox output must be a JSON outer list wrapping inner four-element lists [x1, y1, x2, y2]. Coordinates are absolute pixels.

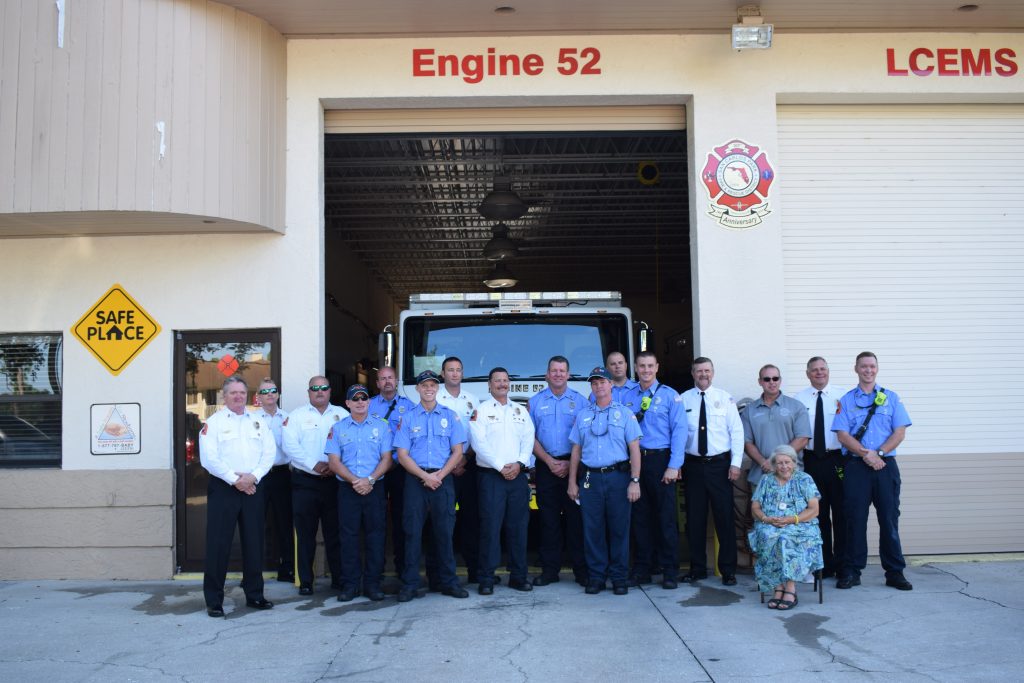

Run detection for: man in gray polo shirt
[[741, 364, 811, 487]]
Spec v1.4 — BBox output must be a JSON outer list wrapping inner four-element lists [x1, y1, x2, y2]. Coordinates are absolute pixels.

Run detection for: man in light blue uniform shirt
[[325, 384, 393, 602], [393, 370, 469, 602], [368, 366, 416, 577], [567, 367, 642, 595], [529, 355, 589, 587], [629, 351, 687, 589], [832, 351, 913, 592]]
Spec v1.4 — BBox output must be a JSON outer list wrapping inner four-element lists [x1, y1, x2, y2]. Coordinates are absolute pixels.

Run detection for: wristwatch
[[368, 476, 376, 486], [630, 476, 640, 484], [876, 450, 886, 458]]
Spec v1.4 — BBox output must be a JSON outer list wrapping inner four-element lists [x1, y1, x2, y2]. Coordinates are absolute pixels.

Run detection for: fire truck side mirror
[[636, 321, 653, 354], [378, 325, 395, 370]]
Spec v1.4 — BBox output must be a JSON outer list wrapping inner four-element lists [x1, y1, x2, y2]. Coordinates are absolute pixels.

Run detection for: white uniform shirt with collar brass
[[199, 407, 276, 486], [254, 406, 289, 466], [281, 403, 350, 475], [469, 398, 536, 471]]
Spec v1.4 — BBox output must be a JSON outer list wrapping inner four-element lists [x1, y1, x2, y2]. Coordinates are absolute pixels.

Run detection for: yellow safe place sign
[[73, 284, 162, 376]]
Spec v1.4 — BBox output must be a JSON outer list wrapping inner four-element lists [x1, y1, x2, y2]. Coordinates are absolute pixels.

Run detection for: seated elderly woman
[[748, 444, 824, 610]]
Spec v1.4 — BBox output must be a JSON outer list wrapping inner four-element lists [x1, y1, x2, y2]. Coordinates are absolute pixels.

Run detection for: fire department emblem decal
[[701, 139, 775, 229]]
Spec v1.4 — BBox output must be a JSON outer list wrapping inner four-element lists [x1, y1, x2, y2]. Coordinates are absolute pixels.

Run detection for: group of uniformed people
[[198, 349, 912, 616]]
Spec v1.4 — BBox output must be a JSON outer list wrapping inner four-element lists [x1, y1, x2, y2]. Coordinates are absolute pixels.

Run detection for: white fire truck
[[380, 291, 648, 403]]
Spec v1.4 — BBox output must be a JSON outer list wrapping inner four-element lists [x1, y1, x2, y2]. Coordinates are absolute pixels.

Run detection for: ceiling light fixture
[[478, 176, 528, 221], [483, 262, 519, 289], [732, 4, 773, 50], [482, 223, 519, 261]]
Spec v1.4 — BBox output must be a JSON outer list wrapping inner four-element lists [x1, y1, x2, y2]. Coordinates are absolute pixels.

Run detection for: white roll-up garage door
[[325, 105, 685, 134], [777, 104, 1024, 554]]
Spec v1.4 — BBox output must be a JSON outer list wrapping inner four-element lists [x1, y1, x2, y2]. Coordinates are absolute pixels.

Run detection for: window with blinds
[[0, 333, 62, 467]]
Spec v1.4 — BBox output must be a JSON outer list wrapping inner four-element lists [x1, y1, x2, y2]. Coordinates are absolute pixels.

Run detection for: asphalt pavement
[[1, 555, 1022, 682]]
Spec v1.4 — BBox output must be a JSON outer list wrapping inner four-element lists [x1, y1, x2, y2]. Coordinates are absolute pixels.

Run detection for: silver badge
[[614, 410, 621, 420], [440, 418, 449, 429]]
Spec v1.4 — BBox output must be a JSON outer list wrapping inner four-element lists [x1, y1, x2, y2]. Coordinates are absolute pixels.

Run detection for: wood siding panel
[[778, 104, 1024, 554], [0, 0, 286, 234]]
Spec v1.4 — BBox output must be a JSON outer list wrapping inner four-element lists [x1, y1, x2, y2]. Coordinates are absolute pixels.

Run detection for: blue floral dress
[[747, 471, 824, 593]]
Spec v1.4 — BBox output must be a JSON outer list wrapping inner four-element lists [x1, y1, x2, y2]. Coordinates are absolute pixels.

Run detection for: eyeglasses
[[258, 388, 279, 395], [760, 376, 780, 382], [309, 385, 330, 391], [349, 396, 369, 402]]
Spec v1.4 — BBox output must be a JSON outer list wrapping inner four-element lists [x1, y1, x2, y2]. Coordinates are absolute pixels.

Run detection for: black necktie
[[698, 391, 708, 456], [814, 391, 826, 453]]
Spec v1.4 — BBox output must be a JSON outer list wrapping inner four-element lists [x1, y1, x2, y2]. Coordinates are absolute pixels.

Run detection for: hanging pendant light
[[483, 262, 518, 289], [478, 176, 527, 221], [482, 223, 519, 261]]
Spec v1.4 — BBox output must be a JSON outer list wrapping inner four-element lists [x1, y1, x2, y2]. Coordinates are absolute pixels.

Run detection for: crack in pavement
[[639, 586, 714, 682], [925, 563, 1022, 610]]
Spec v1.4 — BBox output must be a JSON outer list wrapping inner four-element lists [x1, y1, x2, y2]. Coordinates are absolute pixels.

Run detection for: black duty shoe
[[337, 588, 359, 602], [885, 574, 913, 591], [662, 577, 679, 590], [508, 579, 533, 592], [721, 574, 737, 586], [298, 585, 313, 596], [574, 574, 590, 587], [246, 598, 274, 610], [680, 572, 708, 584], [364, 587, 385, 601], [627, 574, 652, 588], [397, 587, 418, 602], [478, 582, 494, 595], [836, 575, 861, 589], [585, 581, 605, 595], [206, 605, 224, 618], [612, 583, 628, 596], [532, 575, 560, 587], [277, 571, 295, 583], [442, 584, 469, 599]]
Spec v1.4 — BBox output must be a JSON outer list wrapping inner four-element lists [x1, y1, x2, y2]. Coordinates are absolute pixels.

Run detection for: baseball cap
[[588, 366, 612, 381], [346, 384, 369, 400], [415, 370, 441, 385]]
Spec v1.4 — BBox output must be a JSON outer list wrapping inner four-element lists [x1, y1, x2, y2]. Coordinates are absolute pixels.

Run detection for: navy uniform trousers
[[579, 466, 632, 585], [803, 448, 846, 575], [401, 472, 459, 590], [535, 457, 587, 581], [630, 449, 679, 580], [477, 467, 530, 585], [336, 480, 386, 592], [842, 456, 906, 578], [263, 464, 294, 577], [291, 469, 342, 588], [204, 477, 266, 608], [682, 453, 737, 576]]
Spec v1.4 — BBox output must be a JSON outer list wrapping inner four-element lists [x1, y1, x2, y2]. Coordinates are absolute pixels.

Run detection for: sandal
[[776, 591, 798, 611], [766, 587, 785, 609]]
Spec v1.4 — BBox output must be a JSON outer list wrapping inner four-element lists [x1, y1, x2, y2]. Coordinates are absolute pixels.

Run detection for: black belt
[[272, 463, 290, 470], [687, 451, 729, 461], [550, 454, 571, 461], [291, 467, 327, 479], [422, 467, 441, 473], [808, 448, 843, 457], [582, 460, 630, 474], [641, 448, 670, 456]]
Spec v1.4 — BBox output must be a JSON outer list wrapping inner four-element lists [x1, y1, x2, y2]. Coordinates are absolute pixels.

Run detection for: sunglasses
[[258, 388, 279, 395], [349, 395, 369, 402], [760, 376, 780, 382], [309, 385, 330, 391]]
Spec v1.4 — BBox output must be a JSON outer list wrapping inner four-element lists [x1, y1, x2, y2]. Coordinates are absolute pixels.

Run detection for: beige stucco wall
[[0, 470, 174, 579], [0, 0, 286, 236]]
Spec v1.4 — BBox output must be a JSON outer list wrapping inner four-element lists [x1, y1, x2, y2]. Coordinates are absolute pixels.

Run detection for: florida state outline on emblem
[[700, 139, 775, 229]]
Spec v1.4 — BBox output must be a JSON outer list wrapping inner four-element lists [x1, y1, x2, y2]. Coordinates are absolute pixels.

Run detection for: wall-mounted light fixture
[[732, 4, 773, 50]]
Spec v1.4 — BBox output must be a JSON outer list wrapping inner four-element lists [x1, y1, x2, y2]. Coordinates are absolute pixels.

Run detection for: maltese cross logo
[[701, 139, 775, 229]]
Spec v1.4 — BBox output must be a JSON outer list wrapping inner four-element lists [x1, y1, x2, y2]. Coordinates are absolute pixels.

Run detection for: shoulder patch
[[282, 417, 289, 427], [327, 427, 334, 440], [470, 410, 478, 422], [200, 423, 208, 436]]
